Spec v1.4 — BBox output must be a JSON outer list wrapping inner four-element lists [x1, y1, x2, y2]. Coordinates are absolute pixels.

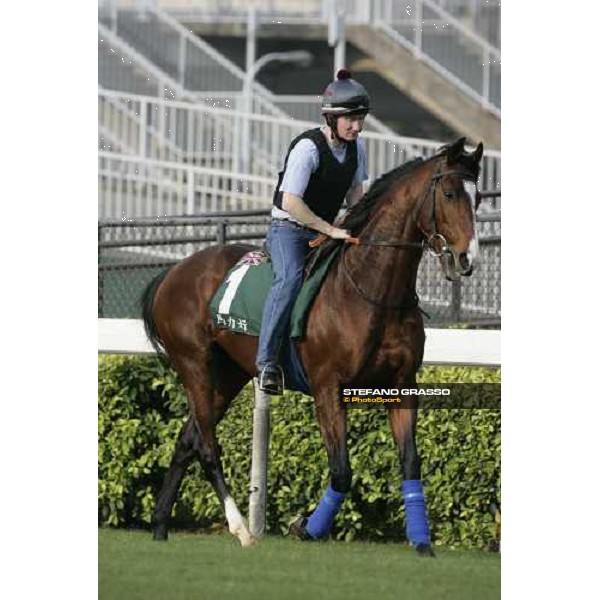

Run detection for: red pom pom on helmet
[[336, 68, 352, 80]]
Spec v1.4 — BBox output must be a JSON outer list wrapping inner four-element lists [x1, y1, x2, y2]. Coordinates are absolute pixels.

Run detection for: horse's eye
[[443, 191, 455, 199]]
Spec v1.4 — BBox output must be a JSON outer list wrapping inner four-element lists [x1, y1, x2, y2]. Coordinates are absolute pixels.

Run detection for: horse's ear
[[446, 137, 466, 165], [472, 142, 484, 164]]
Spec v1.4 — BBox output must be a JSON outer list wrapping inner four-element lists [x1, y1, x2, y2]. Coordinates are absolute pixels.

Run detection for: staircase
[[99, 4, 395, 130], [347, 25, 500, 149], [145, 0, 501, 148]]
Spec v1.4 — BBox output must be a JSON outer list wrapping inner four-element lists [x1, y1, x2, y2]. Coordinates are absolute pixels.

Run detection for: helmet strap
[[325, 114, 345, 145]]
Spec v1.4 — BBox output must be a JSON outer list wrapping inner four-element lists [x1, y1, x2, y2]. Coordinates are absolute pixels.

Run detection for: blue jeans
[[256, 220, 317, 369]]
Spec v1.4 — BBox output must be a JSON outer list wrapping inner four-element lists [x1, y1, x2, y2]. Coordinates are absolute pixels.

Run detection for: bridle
[[340, 163, 478, 309], [413, 167, 478, 258]]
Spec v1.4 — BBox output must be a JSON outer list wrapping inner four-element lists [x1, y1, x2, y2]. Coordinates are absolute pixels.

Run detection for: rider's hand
[[328, 226, 351, 240]]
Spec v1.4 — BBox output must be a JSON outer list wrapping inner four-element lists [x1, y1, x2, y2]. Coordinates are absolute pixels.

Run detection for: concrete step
[[347, 25, 500, 150]]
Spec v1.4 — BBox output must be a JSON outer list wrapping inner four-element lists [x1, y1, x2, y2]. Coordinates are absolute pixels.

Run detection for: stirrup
[[258, 365, 284, 395]]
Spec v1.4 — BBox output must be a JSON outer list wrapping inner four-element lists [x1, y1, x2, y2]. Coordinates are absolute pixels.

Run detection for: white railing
[[99, 89, 242, 167], [101, 5, 380, 128], [99, 3, 290, 118], [373, 0, 500, 114], [98, 318, 501, 366], [102, 0, 500, 115], [98, 151, 275, 220], [99, 22, 190, 100], [98, 90, 502, 212], [107, 0, 377, 26], [271, 95, 394, 135], [430, 0, 500, 48], [98, 32, 392, 135], [99, 124, 134, 155], [99, 92, 186, 162]]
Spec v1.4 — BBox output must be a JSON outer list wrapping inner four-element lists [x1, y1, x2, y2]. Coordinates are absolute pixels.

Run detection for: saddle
[[208, 247, 341, 339]]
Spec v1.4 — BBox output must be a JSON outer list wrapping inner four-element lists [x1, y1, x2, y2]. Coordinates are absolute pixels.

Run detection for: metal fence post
[[139, 100, 147, 158], [482, 47, 491, 109], [178, 34, 187, 88], [98, 224, 105, 318], [217, 221, 227, 245], [186, 167, 195, 215], [249, 379, 272, 538], [451, 279, 462, 323]]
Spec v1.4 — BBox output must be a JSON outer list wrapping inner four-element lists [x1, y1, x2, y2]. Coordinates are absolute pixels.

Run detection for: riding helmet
[[321, 69, 370, 117]]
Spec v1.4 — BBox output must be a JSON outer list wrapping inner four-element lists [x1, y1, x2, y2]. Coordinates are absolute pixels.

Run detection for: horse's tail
[[140, 269, 171, 358]]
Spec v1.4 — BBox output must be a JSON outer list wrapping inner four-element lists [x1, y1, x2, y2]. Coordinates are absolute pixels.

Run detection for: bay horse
[[141, 137, 484, 556]]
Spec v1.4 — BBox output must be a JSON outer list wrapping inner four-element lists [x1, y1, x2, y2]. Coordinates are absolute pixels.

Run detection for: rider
[[256, 69, 371, 394]]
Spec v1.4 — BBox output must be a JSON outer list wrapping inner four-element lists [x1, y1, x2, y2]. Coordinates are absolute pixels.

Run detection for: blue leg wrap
[[305, 484, 346, 539], [402, 480, 431, 545]]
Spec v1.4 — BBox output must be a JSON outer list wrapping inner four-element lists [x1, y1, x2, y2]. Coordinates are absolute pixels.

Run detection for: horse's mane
[[305, 141, 481, 276], [305, 156, 427, 276], [343, 157, 425, 232]]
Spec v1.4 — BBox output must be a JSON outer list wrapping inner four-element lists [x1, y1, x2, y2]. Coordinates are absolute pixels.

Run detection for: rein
[[322, 166, 477, 310], [340, 244, 424, 311], [309, 168, 476, 255]]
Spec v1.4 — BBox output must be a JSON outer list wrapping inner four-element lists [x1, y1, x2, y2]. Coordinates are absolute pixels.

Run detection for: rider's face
[[336, 114, 365, 141]]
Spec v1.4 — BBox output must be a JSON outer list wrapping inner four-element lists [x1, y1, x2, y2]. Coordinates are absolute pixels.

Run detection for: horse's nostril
[[458, 252, 474, 276], [459, 252, 470, 270]]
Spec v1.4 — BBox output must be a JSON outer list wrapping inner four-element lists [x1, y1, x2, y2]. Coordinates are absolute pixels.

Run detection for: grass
[[99, 529, 500, 600]]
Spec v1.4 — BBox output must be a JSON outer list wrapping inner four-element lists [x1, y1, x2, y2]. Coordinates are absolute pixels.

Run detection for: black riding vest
[[272, 128, 358, 224]]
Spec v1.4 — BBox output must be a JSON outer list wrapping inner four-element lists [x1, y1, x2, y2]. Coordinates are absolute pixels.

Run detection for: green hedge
[[98, 356, 500, 550]]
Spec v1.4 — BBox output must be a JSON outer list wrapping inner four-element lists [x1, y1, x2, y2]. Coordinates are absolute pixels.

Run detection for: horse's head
[[416, 137, 484, 281]]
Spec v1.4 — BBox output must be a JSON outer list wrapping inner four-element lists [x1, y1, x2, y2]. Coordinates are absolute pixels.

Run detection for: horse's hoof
[[416, 543, 435, 557], [289, 516, 315, 541], [234, 529, 256, 547], [153, 523, 169, 541], [240, 535, 257, 547]]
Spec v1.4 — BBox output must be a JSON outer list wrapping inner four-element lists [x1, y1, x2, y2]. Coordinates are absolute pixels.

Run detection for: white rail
[[100, 16, 377, 128], [99, 22, 190, 100], [98, 91, 502, 194], [98, 318, 500, 366], [373, 0, 500, 114], [99, 3, 290, 118], [98, 151, 274, 219], [270, 95, 394, 135], [102, 0, 500, 114]]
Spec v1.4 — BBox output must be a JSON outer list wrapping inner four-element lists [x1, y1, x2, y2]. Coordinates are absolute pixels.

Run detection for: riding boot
[[258, 365, 284, 395]]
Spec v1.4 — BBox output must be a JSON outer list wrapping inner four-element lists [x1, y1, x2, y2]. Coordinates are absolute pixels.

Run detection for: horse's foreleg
[[153, 417, 196, 541], [299, 392, 351, 540], [388, 404, 435, 557]]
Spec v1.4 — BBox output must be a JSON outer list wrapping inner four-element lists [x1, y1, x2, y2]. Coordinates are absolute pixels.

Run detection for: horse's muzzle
[[459, 252, 474, 277], [441, 250, 475, 281]]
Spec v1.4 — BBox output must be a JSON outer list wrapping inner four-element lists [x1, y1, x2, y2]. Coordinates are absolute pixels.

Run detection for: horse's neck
[[344, 169, 430, 305]]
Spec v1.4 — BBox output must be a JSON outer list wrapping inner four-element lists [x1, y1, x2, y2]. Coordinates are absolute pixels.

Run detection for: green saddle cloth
[[209, 248, 339, 338]]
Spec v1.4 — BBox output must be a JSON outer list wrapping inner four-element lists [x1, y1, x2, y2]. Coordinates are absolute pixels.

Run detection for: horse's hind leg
[[170, 349, 254, 547], [153, 417, 196, 541], [388, 403, 435, 557]]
